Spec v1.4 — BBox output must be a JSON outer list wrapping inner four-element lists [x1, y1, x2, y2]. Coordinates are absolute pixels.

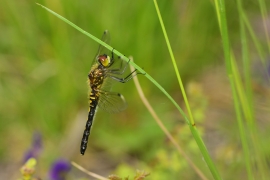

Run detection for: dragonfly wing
[[99, 75, 115, 92], [97, 91, 127, 113]]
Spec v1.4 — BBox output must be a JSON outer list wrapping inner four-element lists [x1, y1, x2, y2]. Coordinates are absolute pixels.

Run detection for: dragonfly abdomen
[[80, 91, 99, 155]]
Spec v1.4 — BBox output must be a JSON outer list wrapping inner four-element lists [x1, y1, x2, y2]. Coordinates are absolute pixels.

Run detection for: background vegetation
[[0, 0, 269, 179]]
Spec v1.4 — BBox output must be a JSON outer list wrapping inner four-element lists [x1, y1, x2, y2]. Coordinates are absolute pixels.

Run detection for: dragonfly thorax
[[88, 67, 106, 90], [98, 54, 112, 67]]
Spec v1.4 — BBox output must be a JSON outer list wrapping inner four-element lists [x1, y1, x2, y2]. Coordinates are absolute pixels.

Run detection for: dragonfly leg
[[108, 49, 145, 78], [108, 68, 143, 83], [108, 59, 129, 75]]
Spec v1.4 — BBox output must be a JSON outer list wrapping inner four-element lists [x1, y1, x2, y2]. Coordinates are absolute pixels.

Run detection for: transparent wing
[[97, 63, 126, 93], [99, 55, 131, 91], [91, 30, 111, 67], [99, 76, 115, 92], [97, 90, 127, 113]]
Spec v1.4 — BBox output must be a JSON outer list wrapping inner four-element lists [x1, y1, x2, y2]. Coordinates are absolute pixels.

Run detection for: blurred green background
[[0, 0, 269, 179]]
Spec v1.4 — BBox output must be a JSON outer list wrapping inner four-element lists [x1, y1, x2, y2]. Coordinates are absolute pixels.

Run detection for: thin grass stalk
[[231, 58, 268, 179], [229, 75, 253, 179], [212, 1, 249, 180], [236, 11, 270, 179], [242, 12, 270, 83], [214, 0, 232, 75], [235, 0, 253, 178], [215, 0, 268, 172], [129, 57, 208, 180], [71, 162, 108, 180], [152, 1, 221, 179], [258, 0, 270, 54], [231, 52, 253, 130], [242, 13, 265, 64], [236, 0, 253, 111], [152, 0, 194, 125]]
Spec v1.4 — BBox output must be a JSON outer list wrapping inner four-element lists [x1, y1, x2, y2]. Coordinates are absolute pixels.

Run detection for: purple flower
[[23, 132, 42, 163], [48, 159, 71, 180]]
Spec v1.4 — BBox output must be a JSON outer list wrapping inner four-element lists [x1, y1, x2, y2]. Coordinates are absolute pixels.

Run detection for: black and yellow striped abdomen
[[80, 90, 99, 155], [80, 65, 105, 155]]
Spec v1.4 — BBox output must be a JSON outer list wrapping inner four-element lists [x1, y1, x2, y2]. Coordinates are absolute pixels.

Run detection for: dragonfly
[[80, 30, 140, 155]]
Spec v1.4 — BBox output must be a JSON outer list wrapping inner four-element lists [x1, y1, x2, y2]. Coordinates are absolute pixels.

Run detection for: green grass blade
[[214, 0, 269, 174], [213, 0, 266, 178], [258, 0, 270, 54], [35, 3, 143, 73], [152, 0, 221, 179], [214, 0, 232, 76], [235, 0, 253, 178], [229, 74, 253, 180], [189, 125, 221, 179], [241, 11, 270, 83], [152, 0, 194, 125], [231, 58, 268, 179], [37, 2, 221, 179], [242, 13, 266, 64], [35, 2, 191, 143]]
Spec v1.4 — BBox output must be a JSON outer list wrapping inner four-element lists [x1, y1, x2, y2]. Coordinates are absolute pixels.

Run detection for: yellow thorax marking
[[102, 56, 111, 67]]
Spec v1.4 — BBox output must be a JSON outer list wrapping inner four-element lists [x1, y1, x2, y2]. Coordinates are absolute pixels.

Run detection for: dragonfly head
[[98, 54, 112, 67]]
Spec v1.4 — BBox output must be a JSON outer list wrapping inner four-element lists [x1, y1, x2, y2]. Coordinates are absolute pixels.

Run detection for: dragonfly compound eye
[[98, 54, 111, 67]]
